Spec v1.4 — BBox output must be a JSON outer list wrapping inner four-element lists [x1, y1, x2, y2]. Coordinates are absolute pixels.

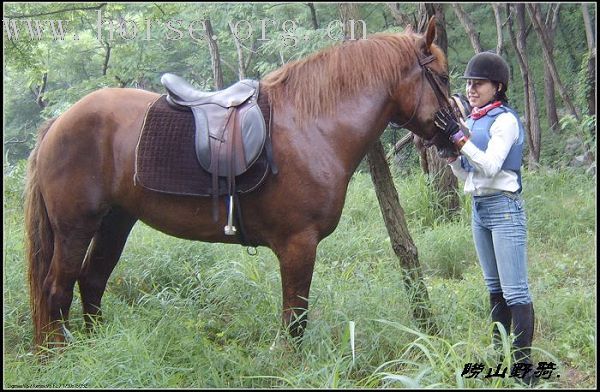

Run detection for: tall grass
[[3, 161, 596, 388]]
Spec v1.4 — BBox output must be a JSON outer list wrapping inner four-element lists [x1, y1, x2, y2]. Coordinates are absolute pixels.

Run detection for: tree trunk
[[581, 3, 596, 116], [204, 18, 223, 90], [526, 4, 581, 121], [228, 21, 246, 80], [424, 3, 447, 54], [508, 4, 542, 168], [29, 71, 48, 109], [339, 3, 364, 40], [101, 40, 111, 76], [452, 4, 483, 53], [339, 2, 437, 332], [366, 141, 437, 333], [518, 5, 542, 167], [386, 3, 410, 26], [537, 4, 560, 132], [491, 4, 504, 55], [307, 3, 319, 29]]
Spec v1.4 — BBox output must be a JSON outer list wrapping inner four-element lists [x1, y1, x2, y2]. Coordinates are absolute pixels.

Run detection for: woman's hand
[[434, 108, 469, 149]]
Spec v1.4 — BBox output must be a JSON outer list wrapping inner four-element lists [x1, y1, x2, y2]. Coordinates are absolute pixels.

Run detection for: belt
[[473, 191, 520, 201]]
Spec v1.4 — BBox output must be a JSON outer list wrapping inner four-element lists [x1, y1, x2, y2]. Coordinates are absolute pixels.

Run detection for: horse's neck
[[315, 89, 394, 175]]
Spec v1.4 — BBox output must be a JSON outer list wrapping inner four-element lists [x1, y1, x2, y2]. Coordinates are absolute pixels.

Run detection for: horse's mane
[[261, 32, 445, 123]]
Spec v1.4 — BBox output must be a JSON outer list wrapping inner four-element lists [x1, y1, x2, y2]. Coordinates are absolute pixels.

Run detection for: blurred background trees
[[4, 2, 596, 172]]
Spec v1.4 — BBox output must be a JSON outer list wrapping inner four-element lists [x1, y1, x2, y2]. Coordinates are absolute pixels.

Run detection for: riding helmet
[[461, 52, 509, 88]]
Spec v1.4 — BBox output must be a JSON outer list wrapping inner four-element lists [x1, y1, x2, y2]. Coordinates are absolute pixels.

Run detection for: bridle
[[419, 54, 451, 107], [391, 52, 451, 133]]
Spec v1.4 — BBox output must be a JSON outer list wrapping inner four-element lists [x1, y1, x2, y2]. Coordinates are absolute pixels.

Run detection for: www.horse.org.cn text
[[3, 9, 369, 47]]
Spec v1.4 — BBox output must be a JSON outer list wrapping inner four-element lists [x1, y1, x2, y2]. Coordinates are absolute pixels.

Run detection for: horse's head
[[389, 17, 457, 158]]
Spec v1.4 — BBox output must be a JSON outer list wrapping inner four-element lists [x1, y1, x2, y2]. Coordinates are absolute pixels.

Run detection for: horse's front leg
[[272, 230, 318, 340]]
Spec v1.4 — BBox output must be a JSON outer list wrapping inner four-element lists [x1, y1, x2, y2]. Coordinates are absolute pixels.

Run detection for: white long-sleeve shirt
[[449, 111, 521, 196]]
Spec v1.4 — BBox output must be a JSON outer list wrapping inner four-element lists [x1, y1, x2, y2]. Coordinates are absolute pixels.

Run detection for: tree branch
[[5, 3, 107, 19], [452, 4, 483, 53], [305, 3, 319, 29], [385, 3, 409, 26], [492, 4, 504, 54], [153, 3, 166, 16], [526, 3, 581, 120], [386, 133, 414, 162], [228, 21, 245, 80], [102, 41, 111, 76]]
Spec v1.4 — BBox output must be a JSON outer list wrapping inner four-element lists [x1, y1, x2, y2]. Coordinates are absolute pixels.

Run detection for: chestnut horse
[[25, 19, 453, 349]]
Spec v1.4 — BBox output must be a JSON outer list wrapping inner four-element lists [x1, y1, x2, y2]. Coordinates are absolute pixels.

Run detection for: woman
[[434, 52, 536, 386]]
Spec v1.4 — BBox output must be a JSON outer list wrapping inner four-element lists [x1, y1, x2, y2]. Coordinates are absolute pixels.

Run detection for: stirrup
[[224, 195, 237, 235]]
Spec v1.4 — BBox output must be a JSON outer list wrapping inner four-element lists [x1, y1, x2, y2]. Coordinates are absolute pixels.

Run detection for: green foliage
[[3, 160, 28, 211], [540, 114, 597, 168], [575, 50, 595, 115], [560, 115, 596, 146]]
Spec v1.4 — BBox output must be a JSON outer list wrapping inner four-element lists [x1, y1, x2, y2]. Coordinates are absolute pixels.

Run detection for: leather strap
[[211, 107, 235, 222], [265, 105, 278, 175], [419, 54, 436, 66], [227, 109, 237, 197]]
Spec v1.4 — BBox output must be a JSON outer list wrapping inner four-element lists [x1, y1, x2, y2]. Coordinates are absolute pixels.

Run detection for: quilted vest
[[461, 105, 524, 192]]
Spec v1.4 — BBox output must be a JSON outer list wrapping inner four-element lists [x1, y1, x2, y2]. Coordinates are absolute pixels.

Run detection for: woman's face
[[465, 79, 498, 108]]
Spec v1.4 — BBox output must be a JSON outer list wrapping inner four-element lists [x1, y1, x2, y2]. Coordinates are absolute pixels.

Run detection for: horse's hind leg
[[43, 226, 98, 348], [78, 207, 137, 330]]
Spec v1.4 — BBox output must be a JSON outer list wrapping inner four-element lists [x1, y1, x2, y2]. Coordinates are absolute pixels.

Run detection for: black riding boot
[[490, 292, 511, 354], [509, 302, 537, 387]]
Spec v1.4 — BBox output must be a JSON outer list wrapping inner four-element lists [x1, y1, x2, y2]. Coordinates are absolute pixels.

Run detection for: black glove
[[434, 107, 460, 138], [434, 107, 468, 147]]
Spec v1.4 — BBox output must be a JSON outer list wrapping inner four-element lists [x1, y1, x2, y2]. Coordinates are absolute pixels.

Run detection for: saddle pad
[[134, 94, 271, 197]]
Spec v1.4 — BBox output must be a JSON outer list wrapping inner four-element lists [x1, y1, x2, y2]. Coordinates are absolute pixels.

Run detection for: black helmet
[[461, 52, 509, 87]]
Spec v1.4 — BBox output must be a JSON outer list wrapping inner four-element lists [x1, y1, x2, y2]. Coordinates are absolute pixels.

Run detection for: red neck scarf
[[471, 101, 502, 120]]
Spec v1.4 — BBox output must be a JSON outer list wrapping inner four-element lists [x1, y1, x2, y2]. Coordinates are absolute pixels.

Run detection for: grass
[[3, 161, 596, 388]]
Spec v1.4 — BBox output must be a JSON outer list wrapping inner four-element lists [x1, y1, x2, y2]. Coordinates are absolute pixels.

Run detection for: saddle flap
[[192, 106, 210, 170], [240, 105, 267, 168], [208, 101, 267, 177]]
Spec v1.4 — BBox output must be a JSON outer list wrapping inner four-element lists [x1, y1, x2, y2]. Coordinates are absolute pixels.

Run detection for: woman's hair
[[493, 81, 509, 104]]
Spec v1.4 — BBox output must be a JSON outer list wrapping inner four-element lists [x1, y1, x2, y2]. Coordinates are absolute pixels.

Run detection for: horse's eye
[[439, 74, 449, 84]]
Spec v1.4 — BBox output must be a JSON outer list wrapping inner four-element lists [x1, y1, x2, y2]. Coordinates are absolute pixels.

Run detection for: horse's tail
[[25, 118, 57, 347]]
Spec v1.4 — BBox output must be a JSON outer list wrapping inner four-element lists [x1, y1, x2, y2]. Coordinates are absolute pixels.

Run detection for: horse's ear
[[425, 16, 436, 53]]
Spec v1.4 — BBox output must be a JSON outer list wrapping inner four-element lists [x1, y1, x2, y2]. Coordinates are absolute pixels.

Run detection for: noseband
[[391, 53, 450, 138]]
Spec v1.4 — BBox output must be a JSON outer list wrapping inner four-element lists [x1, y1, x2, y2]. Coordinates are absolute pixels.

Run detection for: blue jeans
[[471, 192, 532, 306]]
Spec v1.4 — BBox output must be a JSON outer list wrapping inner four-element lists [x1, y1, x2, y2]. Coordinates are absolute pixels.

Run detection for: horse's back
[[42, 87, 158, 147]]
